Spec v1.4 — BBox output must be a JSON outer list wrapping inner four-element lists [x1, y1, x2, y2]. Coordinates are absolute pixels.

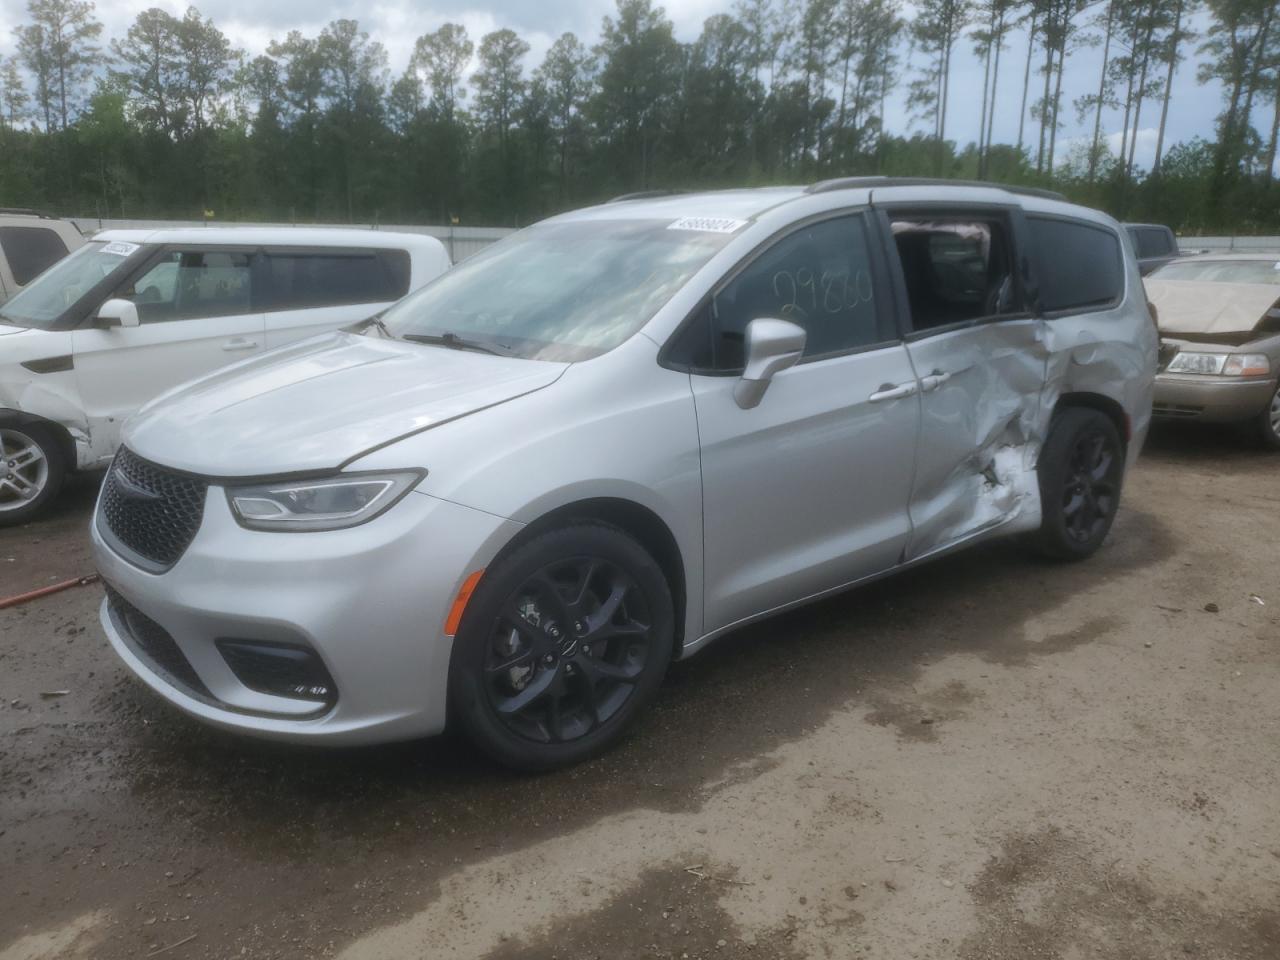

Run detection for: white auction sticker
[[101, 241, 141, 257], [667, 216, 747, 234]]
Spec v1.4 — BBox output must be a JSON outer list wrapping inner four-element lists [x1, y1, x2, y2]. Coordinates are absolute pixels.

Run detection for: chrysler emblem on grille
[[113, 466, 162, 503]]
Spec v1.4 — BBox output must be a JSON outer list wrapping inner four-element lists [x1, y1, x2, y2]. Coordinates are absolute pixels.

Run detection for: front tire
[[1257, 382, 1280, 450], [0, 421, 66, 527], [448, 522, 674, 772], [1032, 408, 1125, 561]]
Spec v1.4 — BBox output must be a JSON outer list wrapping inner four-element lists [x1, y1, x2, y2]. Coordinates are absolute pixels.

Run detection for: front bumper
[[1152, 373, 1277, 424], [92, 485, 521, 745]]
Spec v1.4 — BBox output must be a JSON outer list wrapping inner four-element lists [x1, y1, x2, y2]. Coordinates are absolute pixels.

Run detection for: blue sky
[[0, 0, 1229, 170]]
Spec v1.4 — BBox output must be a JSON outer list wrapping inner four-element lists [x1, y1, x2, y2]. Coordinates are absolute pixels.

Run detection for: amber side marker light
[[445, 570, 485, 636]]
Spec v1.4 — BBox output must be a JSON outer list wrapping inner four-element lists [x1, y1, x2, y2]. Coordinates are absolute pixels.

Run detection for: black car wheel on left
[[449, 521, 674, 772]]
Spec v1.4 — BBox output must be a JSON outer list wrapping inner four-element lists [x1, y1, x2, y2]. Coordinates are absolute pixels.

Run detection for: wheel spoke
[[1089, 451, 1113, 482], [11, 445, 43, 469], [545, 681, 566, 741], [584, 578, 628, 636], [570, 560, 601, 607], [532, 574, 578, 631], [582, 654, 640, 683], [578, 672, 601, 727], [494, 666, 555, 715], [485, 648, 535, 676]]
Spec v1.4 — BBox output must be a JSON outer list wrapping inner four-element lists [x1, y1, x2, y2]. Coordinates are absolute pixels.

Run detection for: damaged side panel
[[901, 318, 1050, 561], [0, 372, 113, 469], [900, 307, 1151, 562]]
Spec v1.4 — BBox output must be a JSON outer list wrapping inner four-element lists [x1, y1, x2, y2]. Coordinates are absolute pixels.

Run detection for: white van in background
[[0, 209, 85, 298], [0, 228, 450, 524]]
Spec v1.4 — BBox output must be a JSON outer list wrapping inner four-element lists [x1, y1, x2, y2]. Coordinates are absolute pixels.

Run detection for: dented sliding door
[[873, 202, 1050, 561], [901, 318, 1049, 559]]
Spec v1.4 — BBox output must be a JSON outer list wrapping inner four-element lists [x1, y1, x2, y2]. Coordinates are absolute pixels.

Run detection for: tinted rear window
[[0, 225, 71, 285], [1030, 218, 1124, 313], [1131, 227, 1173, 258], [265, 249, 410, 310]]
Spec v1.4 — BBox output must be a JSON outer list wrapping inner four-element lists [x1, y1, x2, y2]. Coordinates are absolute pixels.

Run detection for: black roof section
[[806, 177, 1067, 202]]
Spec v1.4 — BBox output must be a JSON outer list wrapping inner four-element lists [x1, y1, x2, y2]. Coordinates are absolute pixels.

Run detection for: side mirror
[[96, 298, 140, 328], [733, 318, 806, 410]]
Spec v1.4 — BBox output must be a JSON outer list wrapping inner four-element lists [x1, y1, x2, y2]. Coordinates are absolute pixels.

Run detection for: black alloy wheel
[[483, 557, 653, 743], [1032, 407, 1125, 560], [450, 522, 673, 771], [1061, 428, 1119, 545]]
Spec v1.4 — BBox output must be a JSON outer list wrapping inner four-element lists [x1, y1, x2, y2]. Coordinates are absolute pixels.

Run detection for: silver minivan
[[93, 180, 1156, 770]]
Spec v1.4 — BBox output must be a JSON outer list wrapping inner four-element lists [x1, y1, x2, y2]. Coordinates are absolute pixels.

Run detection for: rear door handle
[[869, 382, 918, 403], [222, 337, 258, 352], [920, 370, 952, 392]]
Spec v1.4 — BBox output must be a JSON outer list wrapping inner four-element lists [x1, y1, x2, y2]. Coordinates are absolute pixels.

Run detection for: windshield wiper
[[401, 332, 509, 356]]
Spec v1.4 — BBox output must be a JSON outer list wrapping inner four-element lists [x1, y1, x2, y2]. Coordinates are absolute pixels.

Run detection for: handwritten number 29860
[[772, 268, 872, 318]]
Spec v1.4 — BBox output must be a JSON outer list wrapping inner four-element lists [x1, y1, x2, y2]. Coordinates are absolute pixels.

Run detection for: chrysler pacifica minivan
[[93, 181, 1156, 770]]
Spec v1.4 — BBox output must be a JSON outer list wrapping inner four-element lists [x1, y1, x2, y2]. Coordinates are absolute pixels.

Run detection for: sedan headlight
[[1165, 351, 1270, 377], [226, 471, 424, 531]]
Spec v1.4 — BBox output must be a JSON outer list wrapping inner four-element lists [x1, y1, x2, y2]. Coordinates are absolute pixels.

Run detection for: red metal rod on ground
[[0, 574, 100, 610]]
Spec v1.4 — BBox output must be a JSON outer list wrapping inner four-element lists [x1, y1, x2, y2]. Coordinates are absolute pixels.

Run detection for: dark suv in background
[[1124, 223, 1180, 276]]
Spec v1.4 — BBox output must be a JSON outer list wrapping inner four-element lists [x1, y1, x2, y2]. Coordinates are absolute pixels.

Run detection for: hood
[[124, 332, 568, 477], [1145, 278, 1278, 336]]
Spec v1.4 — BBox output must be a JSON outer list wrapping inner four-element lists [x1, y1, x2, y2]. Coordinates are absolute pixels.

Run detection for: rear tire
[[0, 421, 66, 527], [1032, 408, 1125, 561], [448, 522, 674, 772], [1257, 382, 1280, 451]]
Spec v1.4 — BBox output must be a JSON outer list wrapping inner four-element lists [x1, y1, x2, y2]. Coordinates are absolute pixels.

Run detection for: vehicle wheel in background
[[0, 421, 66, 527], [449, 522, 674, 772], [1032, 408, 1125, 561], [1257, 382, 1280, 450]]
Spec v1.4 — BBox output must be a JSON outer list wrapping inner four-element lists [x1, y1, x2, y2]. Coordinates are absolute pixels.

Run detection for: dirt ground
[[1, 422, 1277, 960]]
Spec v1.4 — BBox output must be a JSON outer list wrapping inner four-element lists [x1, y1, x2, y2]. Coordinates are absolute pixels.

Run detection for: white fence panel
[[1179, 236, 1280, 253]]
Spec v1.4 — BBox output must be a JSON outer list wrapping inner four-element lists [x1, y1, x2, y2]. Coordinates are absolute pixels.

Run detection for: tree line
[[1, 0, 1279, 233]]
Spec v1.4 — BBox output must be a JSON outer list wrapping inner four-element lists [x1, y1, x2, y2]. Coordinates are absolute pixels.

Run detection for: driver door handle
[[869, 382, 918, 403], [920, 370, 952, 392], [222, 337, 258, 352]]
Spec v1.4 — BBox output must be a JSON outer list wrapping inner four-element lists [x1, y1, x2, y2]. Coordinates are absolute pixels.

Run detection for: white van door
[[261, 248, 410, 349], [71, 248, 265, 456]]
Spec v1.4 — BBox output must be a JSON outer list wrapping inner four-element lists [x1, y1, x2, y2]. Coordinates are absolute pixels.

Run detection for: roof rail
[[606, 190, 680, 204], [0, 207, 59, 220], [805, 176, 1067, 202]]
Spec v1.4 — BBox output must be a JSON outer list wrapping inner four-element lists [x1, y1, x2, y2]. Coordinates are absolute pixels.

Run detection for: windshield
[[379, 219, 737, 360], [1152, 259, 1280, 285], [0, 240, 139, 329]]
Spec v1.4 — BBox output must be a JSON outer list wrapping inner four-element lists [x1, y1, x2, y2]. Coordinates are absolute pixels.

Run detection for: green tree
[[0, 58, 29, 129], [591, 0, 682, 188], [534, 32, 593, 201], [14, 0, 102, 131], [909, 0, 971, 174], [412, 23, 472, 121]]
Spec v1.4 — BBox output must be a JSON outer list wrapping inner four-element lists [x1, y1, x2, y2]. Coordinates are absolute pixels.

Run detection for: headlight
[[226, 471, 424, 531], [1165, 351, 1270, 376], [1165, 351, 1227, 375]]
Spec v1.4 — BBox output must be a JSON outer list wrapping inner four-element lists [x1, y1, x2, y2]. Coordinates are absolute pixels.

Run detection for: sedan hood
[[124, 332, 568, 477], [1145, 278, 1278, 336]]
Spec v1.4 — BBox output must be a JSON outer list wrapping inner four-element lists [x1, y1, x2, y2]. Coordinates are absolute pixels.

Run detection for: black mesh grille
[[106, 586, 211, 699], [100, 448, 208, 570]]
